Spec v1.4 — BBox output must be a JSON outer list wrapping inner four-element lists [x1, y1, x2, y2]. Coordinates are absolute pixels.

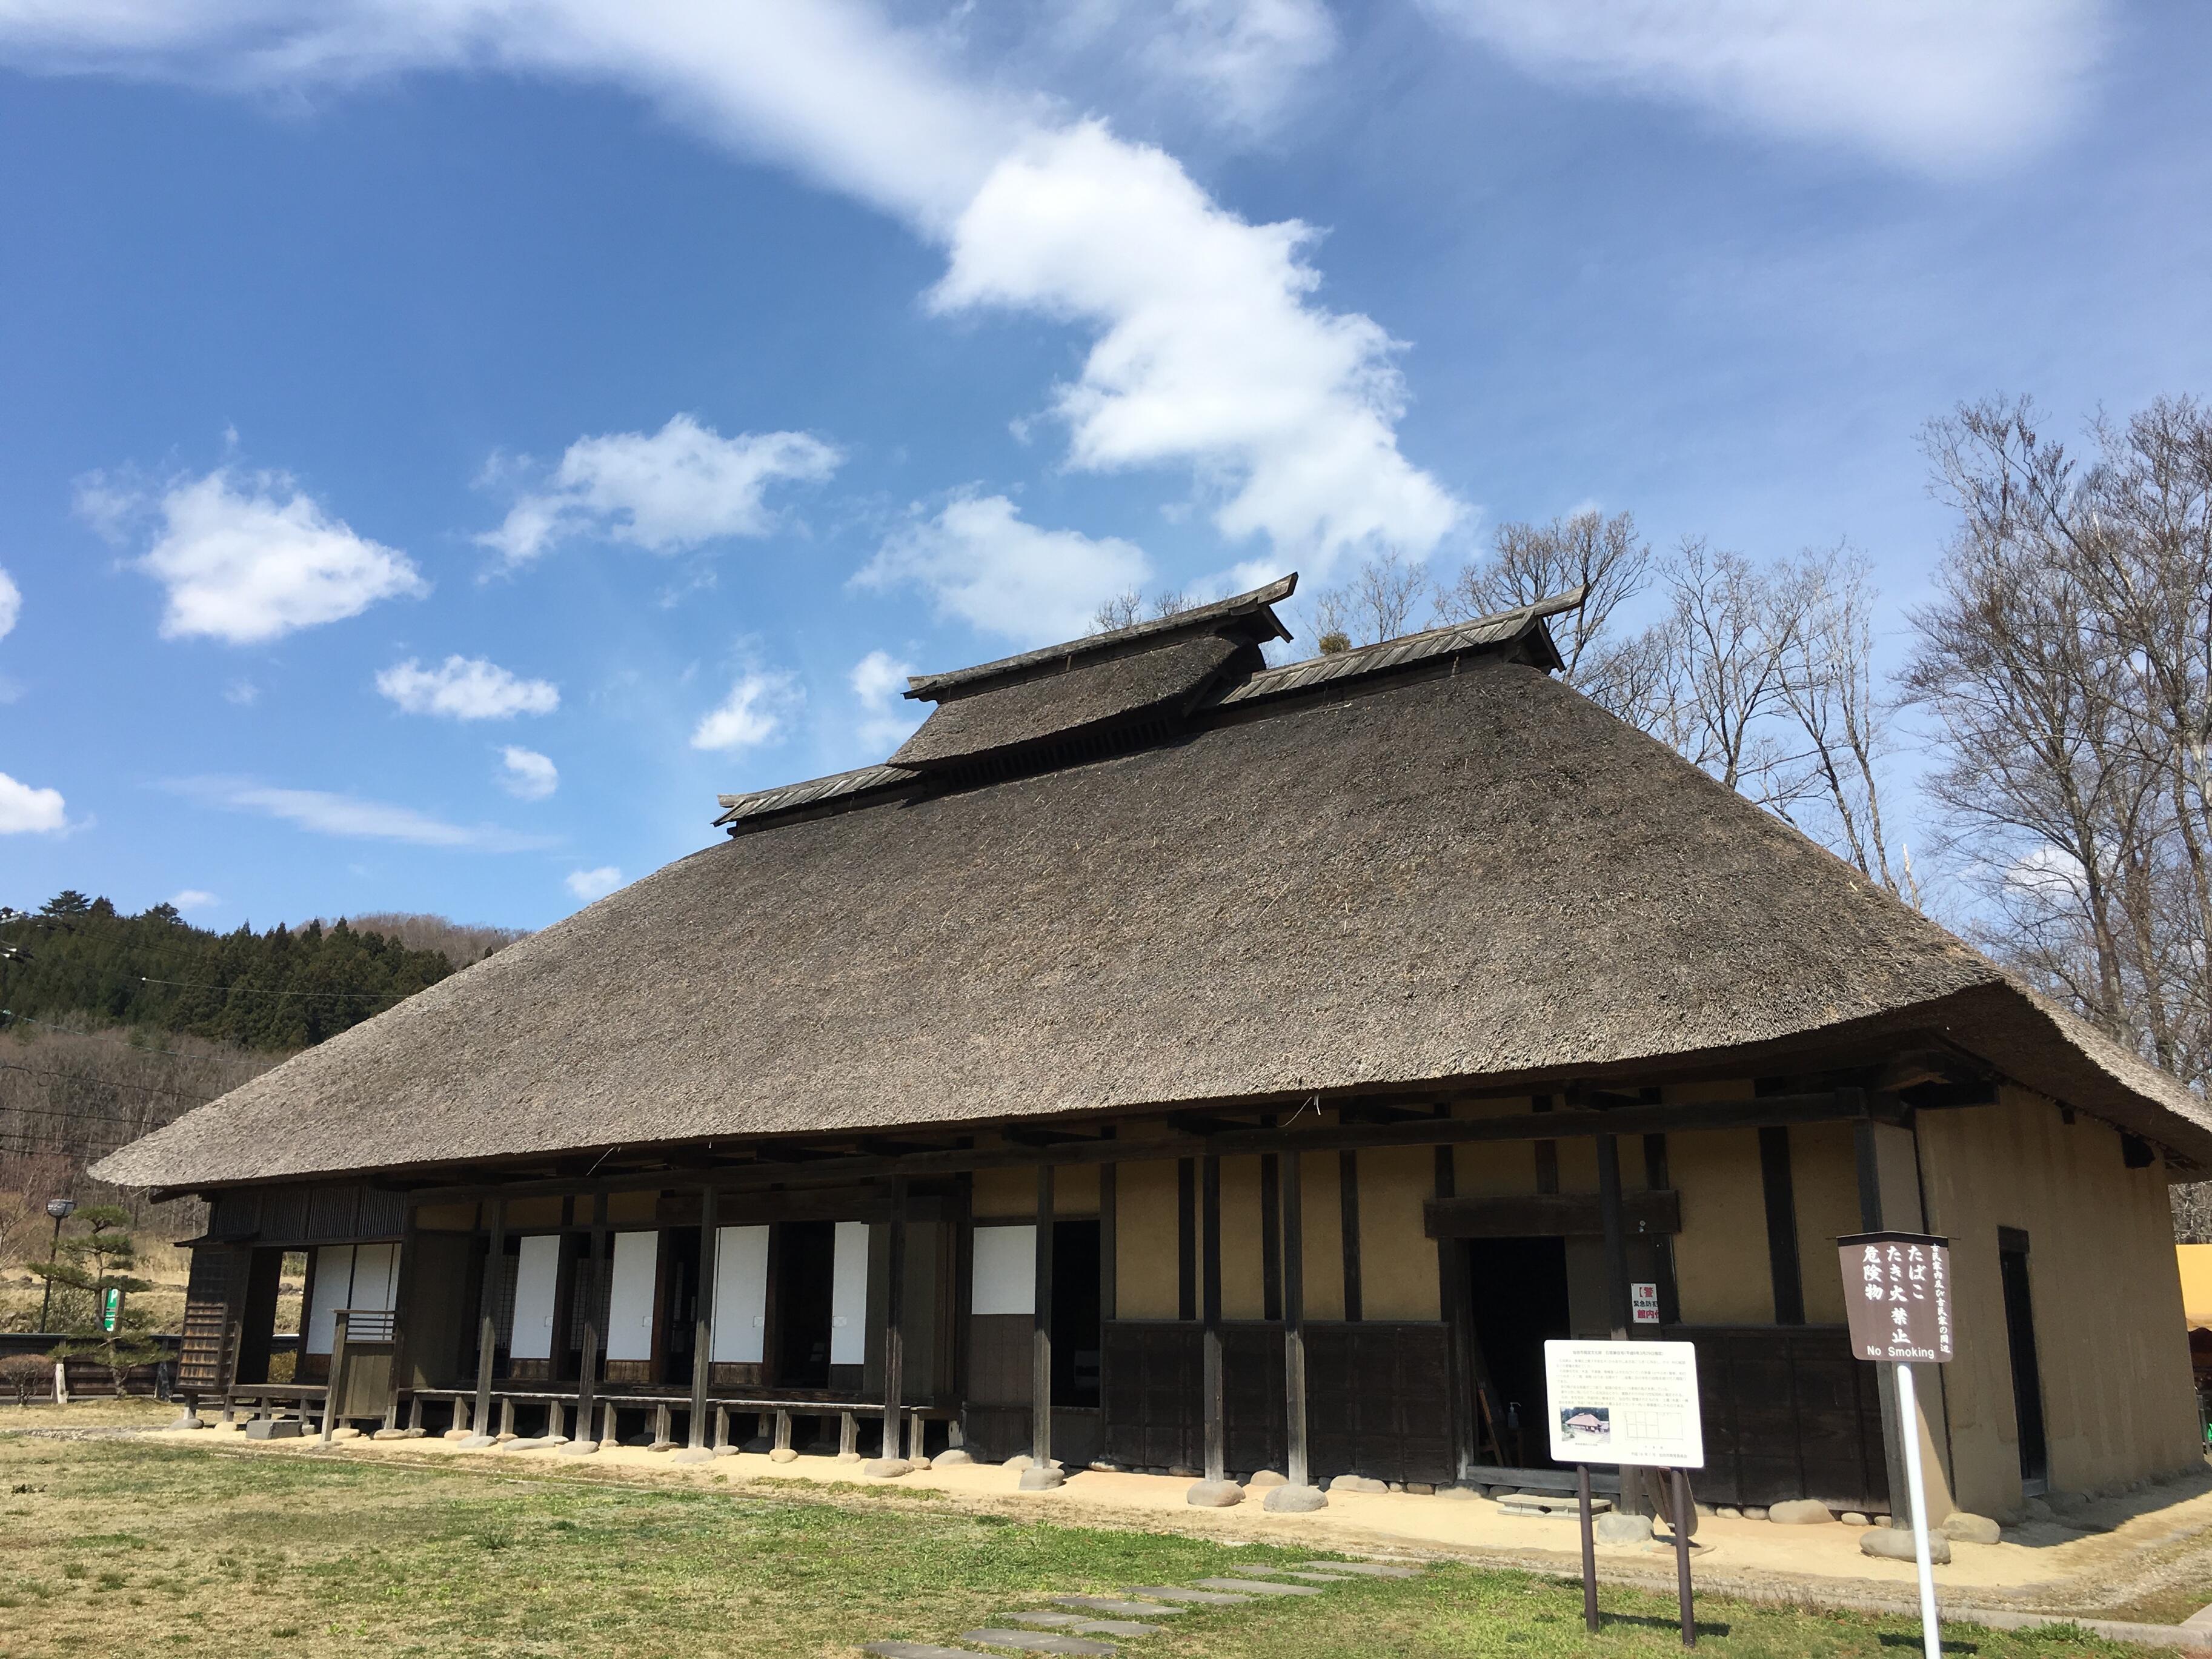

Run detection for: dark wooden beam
[[1596, 1134, 1632, 1341], [1200, 1153, 1225, 1484], [1759, 1126, 1805, 1325], [1338, 1150, 1363, 1324], [1282, 1146, 1310, 1491], [1424, 1189, 1681, 1239], [685, 1185, 718, 1452], [399, 1089, 1908, 1205], [1032, 1165, 1054, 1470], [467, 1197, 506, 1444], [883, 1175, 908, 1461]]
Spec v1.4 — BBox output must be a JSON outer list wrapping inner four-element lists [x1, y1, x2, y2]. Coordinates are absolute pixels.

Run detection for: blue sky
[[0, 1, 2207, 931]]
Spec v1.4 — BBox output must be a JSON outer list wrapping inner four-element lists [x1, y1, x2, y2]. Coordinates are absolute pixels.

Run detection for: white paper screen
[[605, 1230, 660, 1362], [829, 1221, 869, 1365], [709, 1225, 771, 1364], [971, 1225, 1036, 1317], [304, 1245, 354, 1355], [350, 1242, 400, 1312], [508, 1235, 562, 1361]]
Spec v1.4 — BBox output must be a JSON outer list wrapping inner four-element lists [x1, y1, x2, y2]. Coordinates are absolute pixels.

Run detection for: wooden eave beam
[[393, 1087, 1904, 1205]]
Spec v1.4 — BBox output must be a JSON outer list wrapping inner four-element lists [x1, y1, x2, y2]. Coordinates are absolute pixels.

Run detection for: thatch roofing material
[[889, 633, 1247, 771], [93, 656, 2212, 1191], [903, 573, 1295, 699]]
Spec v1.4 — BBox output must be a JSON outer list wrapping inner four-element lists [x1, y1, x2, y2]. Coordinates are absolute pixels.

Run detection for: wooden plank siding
[[1680, 1325, 1888, 1511]]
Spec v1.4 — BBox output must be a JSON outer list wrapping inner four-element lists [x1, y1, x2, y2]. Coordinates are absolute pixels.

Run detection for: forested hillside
[[0, 894, 526, 1274], [1, 892, 463, 1050]]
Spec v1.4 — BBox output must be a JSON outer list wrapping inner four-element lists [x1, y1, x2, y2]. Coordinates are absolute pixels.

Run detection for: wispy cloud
[[170, 888, 220, 913], [376, 655, 559, 720], [857, 492, 1148, 646], [496, 745, 559, 801], [564, 865, 623, 901], [479, 414, 841, 568], [0, 565, 19, 641], [691, 669, 800, 753], [6, 3, 1458, 579], [82, 465, 426, 645], [1419, 0, 2102, 175], [175, 777, 555, 851], [0, 771, 67, 834], [851, 649, 924, 756]]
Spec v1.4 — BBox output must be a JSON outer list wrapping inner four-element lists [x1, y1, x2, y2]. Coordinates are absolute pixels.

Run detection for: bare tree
[[1309, 552, 1433, 648], [1774, 546, 1913, 898], [1646, 537, 1809, 803], [1440, 510, 1650, 678], [1090, 588, 1198, 634]]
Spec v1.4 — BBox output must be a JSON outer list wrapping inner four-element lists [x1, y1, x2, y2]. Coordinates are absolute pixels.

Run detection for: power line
[[135, 975, 396, 1002], [0, 1012, 211, 1061], [0, 1061, 216, 1102]]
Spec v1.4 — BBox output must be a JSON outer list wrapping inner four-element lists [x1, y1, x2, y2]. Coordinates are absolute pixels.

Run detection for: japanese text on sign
[[1836, 1231, 1953, 1363], [1544, 1340, 1704, 1467]]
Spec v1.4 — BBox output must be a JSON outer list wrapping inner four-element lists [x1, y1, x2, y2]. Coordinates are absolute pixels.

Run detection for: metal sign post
[[1545, 1340, 1705, 1646], [1838, 1231, 1955, 1659]]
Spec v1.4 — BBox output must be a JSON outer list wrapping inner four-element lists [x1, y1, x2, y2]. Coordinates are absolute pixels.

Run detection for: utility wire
[[134, 975, 397, 1002], [0, 1060, 216, 1102], [0, 1012, 211, 1061]]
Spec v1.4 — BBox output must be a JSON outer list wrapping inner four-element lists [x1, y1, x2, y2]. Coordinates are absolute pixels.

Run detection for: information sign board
[[1836, 1231, 1953, 1363], [1543, 1339, 1704, 1468]]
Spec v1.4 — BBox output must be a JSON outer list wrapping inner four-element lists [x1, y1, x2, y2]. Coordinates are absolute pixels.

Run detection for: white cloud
[[83, 466, 426, 644], [479, 414, 842, 567], [851, 648, 924, 754], [170, 888, 220, 913], [0, 565, 19, 640], [224, 677, 260, 706], [5, 3, 1455, 582], [0, 771, 67, 834], [856, 493, 1149, 646], [376, 654, 559, 719], [932, 124, 1463, 575], [497, 744, 559, 800], [178, 777, 553, 850], [565, 865, 623, 901], [1040, 0, 1337, 135], [691, 669, 800, 753], [1419, 0, 2102, 175]]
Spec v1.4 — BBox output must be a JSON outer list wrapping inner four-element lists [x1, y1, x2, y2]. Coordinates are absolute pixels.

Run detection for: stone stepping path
[[1005, 1612, 1164, 1637], [959, 1631, 1118, 1655], [1191, 1578, 1324, 1596], [1049, 1596, 1187, 1617], [862, 1557, 1424, 1658]]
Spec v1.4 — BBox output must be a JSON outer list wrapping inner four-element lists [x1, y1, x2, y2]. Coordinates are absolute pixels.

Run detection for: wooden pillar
[[1098, 1162, 1117, 1435], [467, 1199, 506, 1445], [1032, 1164, 1055, 1469], [883, 1175, 908, 1462], [1644, 1134, 1682, 1325], [1260, 1151, 1283, 1322], [384, 1205, 421, 1433], [683, 1187, 719, 1457], [1759, 1127, 1806, 1324], [1857, 1111, 1913, 1518], [1201, 1153, 1226, 1483], [1596, 1134, 1632, 1340], [1283, 1146, 1310, 1491], [574, 1193, 605, 1451], [1596, 1132, 1647, 1516], [1435, 1141, 1475, 1484], [1337, 1150, 1363, 1323], [1177, 1159, 1198, 1321], [319, 1309, 350, 1444]]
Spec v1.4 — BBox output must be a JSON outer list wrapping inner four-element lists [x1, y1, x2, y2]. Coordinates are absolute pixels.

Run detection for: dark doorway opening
[[775, 1221, 836, 1389], [1464, 1236, 1573, 1468], [1052, 1218, 1102, 1409], [662, 1226, 700, 1386], [1999, 1235, 2048, 1491]]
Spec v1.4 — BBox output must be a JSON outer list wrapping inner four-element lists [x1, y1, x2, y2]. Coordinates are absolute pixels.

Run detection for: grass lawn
[[0, 1424, 2173, 1659]]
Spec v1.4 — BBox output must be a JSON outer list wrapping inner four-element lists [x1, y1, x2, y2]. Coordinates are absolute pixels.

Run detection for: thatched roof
[[93, 587, 2212, 1191]]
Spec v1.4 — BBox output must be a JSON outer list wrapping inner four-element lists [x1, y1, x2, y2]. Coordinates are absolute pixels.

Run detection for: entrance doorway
[[1999, 1231, 2048, 1491], [1464, 1237, 1573, 1468], [1051, 1218, 1102, 1409], [775, 1221, 836, 1388]]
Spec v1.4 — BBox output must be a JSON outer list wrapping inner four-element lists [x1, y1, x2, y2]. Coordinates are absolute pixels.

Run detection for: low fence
[[0, 1331, 294, 1400]]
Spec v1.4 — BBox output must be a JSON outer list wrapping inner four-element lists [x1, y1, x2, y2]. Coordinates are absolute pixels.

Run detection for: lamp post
[[38, 1198, 76, 1333]]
